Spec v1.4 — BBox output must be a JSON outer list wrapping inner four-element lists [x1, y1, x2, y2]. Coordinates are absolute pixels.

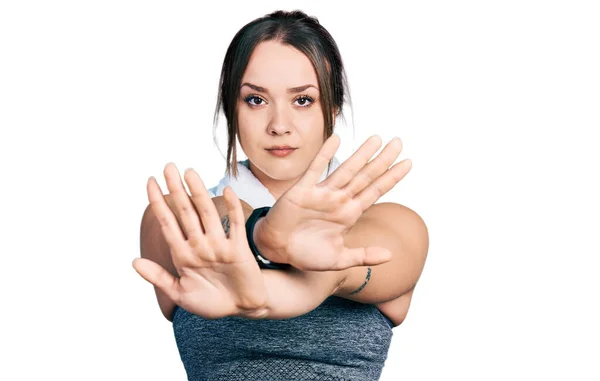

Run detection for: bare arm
[[254, 202, 429, 305], [213, 196, 344, 320], [210, 198, 427, 317], [334, 202, 429, 304], [139, 195, 344, 321], [139, 198, 178, 321]]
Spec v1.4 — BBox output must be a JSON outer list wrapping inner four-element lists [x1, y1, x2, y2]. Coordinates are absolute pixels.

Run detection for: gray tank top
[[172, 295, 394, 380]]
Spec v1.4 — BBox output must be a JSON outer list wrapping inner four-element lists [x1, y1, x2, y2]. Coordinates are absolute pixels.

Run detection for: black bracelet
[[245, 207, 290, 270]]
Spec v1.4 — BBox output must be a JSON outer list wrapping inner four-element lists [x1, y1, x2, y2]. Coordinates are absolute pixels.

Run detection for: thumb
[[364, 246, 393, 265], [339, 246, 392, 269], [132, 258, 180, 302]]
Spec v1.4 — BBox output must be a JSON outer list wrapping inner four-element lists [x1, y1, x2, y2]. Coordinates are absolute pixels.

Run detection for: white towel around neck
[[207, 157, 342, 209]]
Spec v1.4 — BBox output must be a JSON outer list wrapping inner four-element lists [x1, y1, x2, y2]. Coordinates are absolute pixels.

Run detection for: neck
[[247, 161, 299, 202]]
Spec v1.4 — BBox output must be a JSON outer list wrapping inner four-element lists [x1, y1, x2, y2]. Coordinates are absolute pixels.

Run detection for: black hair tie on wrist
[[245, 206, 290, 270]]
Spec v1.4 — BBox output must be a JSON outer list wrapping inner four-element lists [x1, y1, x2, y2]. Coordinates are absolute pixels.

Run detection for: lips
[[266, 148, 296, 157], [267, 146, 296, 150]]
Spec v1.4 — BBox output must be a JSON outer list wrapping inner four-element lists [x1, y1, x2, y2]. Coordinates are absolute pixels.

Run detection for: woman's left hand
[[254, 134, 412, 271]]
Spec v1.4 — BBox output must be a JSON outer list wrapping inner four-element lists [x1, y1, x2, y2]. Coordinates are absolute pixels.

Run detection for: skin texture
[[136, 170, 270, 320], [235, 41, 428, 324], [238, 41, 428, 324], [237, 41, 326, 200], [252, 134, 411, 272], [136, 40, 429, 327]]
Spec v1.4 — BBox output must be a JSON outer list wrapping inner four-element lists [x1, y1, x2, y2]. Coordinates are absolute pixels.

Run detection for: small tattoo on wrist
[[350, 267, 371, 295]]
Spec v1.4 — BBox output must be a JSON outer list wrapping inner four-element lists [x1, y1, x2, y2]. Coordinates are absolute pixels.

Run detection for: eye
[[244, 95, 266, 107], [294, 95, 315, 107]]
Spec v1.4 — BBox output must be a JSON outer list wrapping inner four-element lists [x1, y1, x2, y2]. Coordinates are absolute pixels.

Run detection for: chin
[[265, 165, 302, 181], [258, 158, 305, 181]]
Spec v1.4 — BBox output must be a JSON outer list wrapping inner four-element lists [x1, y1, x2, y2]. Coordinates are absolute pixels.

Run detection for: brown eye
[[294, 95, 314, 107], [244, 95, 265, 106]]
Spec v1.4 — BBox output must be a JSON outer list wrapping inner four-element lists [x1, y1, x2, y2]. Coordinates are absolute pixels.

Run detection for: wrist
[[253, 217, 289, 265]]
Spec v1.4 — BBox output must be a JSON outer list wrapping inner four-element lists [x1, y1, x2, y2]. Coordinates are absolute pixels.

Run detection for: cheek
[[237, 106, 261, 146], [297, 109, 325, 137], [237, 103, 265, 127], [295, 105, 323, 125]]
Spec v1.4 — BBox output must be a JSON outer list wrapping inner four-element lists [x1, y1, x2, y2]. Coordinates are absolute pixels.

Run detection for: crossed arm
[[212, 197, 429, 316], [140, 195, 428, 321], [237, 197, 429, 304]]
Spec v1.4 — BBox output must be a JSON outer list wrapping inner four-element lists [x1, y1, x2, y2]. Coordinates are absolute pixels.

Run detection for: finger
[[147, 176, 189, 254], [297, 134, 341, 187], [132, 258, 181, 303], [164, 163, 204, 240], [183, 168, 225, 239], [223, 186, 246, 243], [335, 246, 393, 270], [320, 135, 382, 190], [162, 168, 188, 236], [163, 195, 185, 233], [356, 159, 412, 211], [344, 137, 403, 198]]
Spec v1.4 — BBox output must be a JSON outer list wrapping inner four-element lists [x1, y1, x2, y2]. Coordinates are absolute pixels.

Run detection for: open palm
[[256, 134, 412, 271], [133, 164, 267, 319]]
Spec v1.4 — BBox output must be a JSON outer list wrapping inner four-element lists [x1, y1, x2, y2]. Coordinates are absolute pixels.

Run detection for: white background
[[1, 1, 599, 380]]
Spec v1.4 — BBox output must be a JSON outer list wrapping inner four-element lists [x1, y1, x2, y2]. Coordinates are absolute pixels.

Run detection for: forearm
[[259, 267, 343, 320], [334, 203, 429, 304], [211, 196, 344, 319], [253, 202, 429, 305]]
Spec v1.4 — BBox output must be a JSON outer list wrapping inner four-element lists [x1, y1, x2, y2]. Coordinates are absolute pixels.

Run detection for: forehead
[[242, 40, 318, 89]]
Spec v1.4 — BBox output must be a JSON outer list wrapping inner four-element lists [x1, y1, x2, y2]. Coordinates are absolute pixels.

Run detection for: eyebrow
[[241, 82, 318, 94]]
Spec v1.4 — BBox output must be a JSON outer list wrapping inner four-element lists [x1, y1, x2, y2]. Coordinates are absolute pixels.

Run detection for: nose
[[267, 103, 292, 136]]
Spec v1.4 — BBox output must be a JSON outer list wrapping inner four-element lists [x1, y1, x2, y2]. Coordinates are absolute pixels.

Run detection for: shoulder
[[364, 202, 428, 240], [364, 202, 423, 220]]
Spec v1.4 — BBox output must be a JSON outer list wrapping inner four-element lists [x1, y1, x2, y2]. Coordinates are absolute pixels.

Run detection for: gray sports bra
[[172, 295, 394, 380]]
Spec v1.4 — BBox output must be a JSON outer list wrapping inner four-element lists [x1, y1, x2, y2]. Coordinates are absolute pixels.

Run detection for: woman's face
[[237, 40, 325, 199]]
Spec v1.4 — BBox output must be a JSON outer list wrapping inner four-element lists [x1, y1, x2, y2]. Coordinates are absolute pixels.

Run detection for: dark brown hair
[[213, 9, 353, 178]]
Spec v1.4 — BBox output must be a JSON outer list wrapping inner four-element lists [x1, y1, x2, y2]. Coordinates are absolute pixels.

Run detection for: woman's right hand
[[133, 163, 268, 320]]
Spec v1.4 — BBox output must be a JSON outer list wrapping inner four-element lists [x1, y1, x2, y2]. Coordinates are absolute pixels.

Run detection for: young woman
[[135, 10, 429, 380]]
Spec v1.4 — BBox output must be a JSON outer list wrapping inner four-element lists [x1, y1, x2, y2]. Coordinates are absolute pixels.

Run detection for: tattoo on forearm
[[221, 215, 230, 238], [349, 267, 371, 295]]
